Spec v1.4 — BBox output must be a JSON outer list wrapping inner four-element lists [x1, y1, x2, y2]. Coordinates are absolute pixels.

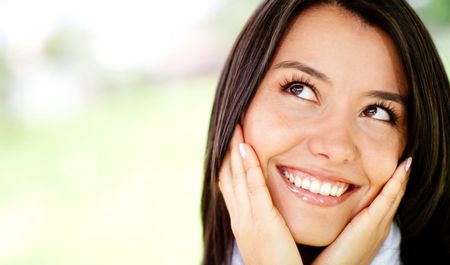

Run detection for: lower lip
[[277, 166, 356, 207]]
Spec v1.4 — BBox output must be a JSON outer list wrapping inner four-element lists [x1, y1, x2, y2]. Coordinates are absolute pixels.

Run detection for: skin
[[219, 5, 412, 265]]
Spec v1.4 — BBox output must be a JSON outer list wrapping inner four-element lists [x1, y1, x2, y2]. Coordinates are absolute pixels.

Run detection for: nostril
[[316, 152, 331, 160], [306, 129, 357, 163], [312, 147, 355, 164]]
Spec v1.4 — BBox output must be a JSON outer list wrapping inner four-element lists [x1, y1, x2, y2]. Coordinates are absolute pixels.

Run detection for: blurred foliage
[[0, 48, 11, 104], [413, 0, 450, 78], [43, 28, 92, 66], [0, 49, 11, 84], [99, 69, 154, 97], [0, 77, 214, 265], [415, 0, 450, 26], [0, 48, 14, 141], [206, 0, 260, 53]]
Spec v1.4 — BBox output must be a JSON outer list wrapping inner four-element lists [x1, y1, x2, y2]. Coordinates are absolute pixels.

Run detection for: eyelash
[[280, 75, 399, 126], [365, 100, 399, 126], [280, 74, 319, 102]]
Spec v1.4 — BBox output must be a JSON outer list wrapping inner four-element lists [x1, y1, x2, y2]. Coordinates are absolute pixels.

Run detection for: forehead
[[272, 5, 407, 96]]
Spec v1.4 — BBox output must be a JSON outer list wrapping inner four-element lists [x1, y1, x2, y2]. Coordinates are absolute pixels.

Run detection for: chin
[[284, 216, 343, 246], [291, 227, 339, 247]]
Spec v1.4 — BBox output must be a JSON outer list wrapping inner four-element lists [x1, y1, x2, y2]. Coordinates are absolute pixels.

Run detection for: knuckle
[[230, 171, 246, 188], [245, 163, 262, 174], [231, 170, 246, 180], [385, 193, 397, 205], [248, 182, 265, 194]]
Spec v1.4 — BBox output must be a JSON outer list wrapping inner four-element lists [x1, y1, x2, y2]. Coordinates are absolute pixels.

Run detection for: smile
[[277, 165, 358, 206]]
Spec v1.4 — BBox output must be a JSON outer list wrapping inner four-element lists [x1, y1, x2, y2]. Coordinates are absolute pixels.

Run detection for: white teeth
[[289, 173, 295, 183], [319, 182, 331, 196], [294, 176, 302, 187], [337, 185, 349, 197], [330, 185, 339, 196], [282, 168, 352, 197], [337, 186, 344, 196], [310, 180, 321, 194], [301, 178, 311, 190]]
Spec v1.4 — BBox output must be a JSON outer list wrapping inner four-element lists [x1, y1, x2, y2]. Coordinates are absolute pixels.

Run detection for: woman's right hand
[[218, 124, 303, 265]]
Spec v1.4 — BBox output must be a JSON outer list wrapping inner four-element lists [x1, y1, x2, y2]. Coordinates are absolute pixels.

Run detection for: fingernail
[[239, 143, 247, 159], [405, 157, 412, 172]]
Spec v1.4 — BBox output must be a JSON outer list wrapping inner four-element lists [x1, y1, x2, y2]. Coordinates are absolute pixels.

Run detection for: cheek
[[242, 101, 294, 174], [360, 139, 401, 201], [368, 155, 397, 185], [371, 136, 402, 176]]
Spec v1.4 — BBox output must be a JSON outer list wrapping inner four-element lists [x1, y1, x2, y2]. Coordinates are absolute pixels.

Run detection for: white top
[[231, 222, 402, 265]]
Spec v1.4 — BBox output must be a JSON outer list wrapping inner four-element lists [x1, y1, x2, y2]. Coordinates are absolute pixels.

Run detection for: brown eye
[[363, 106, 391, 121], [286, 83, 317, 101]]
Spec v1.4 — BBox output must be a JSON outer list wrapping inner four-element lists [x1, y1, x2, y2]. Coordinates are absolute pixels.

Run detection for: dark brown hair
[[201, 0, 450, 264]]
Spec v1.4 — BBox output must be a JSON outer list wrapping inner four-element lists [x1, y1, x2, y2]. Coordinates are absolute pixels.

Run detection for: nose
[[306, 114, 357, 164]]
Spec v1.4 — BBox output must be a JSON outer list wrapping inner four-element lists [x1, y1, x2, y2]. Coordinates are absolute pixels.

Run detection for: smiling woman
[[200, 0, 450, 265], [241, 4, 408, 250]]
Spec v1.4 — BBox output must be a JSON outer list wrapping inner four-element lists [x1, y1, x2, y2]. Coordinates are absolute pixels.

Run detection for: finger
[[367, 157, 412, 222], [229, 124, 251, 218], [313, 158, 412, 265], [218, 153, 237, 220], [380, 157, 411, 222], [240, 142, 275, 219]]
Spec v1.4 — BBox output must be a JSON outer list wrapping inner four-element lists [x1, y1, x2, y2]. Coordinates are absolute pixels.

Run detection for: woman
[[201, 0, 450, 264]]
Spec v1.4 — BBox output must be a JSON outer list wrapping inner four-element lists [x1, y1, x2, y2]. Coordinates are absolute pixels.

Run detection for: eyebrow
[[274, 61, 406, 106], [273, 60, 331, 83], [364, 90, 406, 106], [274, 60, 406, 107]]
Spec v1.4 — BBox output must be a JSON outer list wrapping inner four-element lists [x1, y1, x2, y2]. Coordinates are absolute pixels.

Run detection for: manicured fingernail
[[239, 143, 247, 159], [405, 157, 412, 172]]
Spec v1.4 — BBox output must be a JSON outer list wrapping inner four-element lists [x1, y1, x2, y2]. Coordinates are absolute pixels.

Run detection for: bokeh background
[[0, 0, 448, 264]]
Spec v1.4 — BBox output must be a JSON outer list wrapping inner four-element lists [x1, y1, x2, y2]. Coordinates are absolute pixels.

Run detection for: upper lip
[[279, 164, 360, 186]]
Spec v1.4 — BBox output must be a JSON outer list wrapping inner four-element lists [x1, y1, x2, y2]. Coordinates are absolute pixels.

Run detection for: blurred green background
[[0, 0, 448, 264]]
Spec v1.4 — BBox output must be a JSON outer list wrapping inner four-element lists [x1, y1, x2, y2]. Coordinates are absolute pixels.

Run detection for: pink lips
[[277, 166, 358, 207]]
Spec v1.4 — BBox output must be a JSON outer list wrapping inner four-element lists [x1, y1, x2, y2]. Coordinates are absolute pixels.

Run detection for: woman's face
[[242, 5, 408, 246]]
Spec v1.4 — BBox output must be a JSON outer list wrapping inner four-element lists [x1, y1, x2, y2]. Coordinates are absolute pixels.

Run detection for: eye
[[362, 105, 391, 121], [285, 83, 317, 102]]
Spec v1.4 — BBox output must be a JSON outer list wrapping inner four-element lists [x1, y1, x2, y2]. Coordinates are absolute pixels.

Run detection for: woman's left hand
[[312, 157, 412, 265]]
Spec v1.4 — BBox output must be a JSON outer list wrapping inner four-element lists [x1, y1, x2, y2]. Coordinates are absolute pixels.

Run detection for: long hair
[[201, 1, 450, 264]]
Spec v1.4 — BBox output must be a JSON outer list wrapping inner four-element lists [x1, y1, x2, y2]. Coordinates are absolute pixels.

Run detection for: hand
[[218, 124, 303, 265], [313, 157, 412, 265]]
